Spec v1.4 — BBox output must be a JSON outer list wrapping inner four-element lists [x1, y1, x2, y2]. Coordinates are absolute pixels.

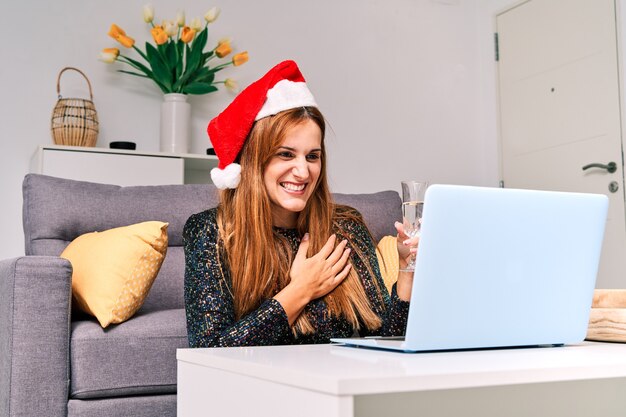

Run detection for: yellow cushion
[[61, 221, 168, 328], [376, 235, 399, 294]]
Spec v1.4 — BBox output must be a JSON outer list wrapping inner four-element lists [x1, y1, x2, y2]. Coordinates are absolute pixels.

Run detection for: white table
[[177, 342, 626, 417]]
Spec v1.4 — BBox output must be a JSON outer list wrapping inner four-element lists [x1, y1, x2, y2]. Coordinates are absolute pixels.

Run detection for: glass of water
[[400, 180, 429, 272]]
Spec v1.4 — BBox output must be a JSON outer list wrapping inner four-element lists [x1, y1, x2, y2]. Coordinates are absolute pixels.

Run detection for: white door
[[496, 0, 626, 288]]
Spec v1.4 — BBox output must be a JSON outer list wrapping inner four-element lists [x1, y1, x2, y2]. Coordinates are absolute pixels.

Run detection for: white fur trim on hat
[[210, 163, 242, 190], [255, 79, 317, 121]]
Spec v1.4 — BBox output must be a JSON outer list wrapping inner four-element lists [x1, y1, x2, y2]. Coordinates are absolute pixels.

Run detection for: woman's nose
[[292, 157, 309, 179]]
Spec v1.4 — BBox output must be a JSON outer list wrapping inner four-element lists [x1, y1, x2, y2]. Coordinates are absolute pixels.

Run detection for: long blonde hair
[[217, 107, 383, 335]]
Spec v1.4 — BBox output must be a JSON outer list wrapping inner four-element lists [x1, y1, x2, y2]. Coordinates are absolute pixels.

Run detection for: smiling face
[[263, 119, 323, 228]]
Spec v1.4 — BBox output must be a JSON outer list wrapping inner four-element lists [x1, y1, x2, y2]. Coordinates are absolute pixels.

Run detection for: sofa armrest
[[0, 256, 72, 417]]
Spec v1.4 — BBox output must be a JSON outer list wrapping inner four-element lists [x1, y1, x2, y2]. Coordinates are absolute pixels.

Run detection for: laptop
[[331, 184, 608, 353]]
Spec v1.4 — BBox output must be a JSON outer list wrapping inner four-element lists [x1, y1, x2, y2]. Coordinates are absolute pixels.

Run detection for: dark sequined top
[[183, 207, 410, 348]]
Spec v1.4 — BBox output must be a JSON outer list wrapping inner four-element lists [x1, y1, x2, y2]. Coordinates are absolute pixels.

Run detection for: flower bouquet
[[101, 5, 248, 95]]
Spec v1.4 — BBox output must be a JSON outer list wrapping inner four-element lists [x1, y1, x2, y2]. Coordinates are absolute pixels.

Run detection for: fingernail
[[303, 233, 309, 241]]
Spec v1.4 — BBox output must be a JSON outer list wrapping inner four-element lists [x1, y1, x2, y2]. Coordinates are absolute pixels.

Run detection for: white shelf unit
[[31, 145, 219, 186]]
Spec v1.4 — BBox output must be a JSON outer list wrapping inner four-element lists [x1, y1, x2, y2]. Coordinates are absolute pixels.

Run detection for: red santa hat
[[208, 60, 317, 189]]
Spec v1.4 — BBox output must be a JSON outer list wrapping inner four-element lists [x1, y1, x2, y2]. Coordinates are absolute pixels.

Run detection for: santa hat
[[208, 60, 318, 189]]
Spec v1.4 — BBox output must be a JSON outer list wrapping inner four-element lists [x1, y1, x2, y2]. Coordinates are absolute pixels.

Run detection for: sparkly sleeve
[[340, 217, 410, 337], [183, 210, 293, 347]]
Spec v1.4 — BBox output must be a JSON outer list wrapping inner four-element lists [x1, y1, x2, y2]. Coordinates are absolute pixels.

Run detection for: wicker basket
[[51, 67, 99, 147]]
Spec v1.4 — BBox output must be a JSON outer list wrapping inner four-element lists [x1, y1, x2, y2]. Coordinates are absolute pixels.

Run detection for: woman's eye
[[306, 153, 320, 161], [278, 151, 294, 159]]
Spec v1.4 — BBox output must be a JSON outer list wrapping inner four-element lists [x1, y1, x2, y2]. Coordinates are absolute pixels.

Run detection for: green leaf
[[118, 69, 168, 94], [175, 40, 185, 82], [174, 65, 217, 91], [146, 42, 173, 91], [202, 50, 215, 61], [192, 26, 209, 56], [165, 41, 178, 71], [117, 69, 149, 78], [185, 27, 208, 76], [187, 66, 210, 82], [118, 56, 169, 93], [120, 55, 153, 78], [172, 69, 194, 91], [172, 44, 193, 92], [131, 45, 150, 63], [164, 41, 179, 90], [182, 82, 219, 95], [173, 61, 204, 91], [196, 71, 215, 84]]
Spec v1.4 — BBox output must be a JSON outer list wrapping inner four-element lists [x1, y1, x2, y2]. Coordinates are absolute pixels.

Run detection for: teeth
[[281, 182, 305, 191]]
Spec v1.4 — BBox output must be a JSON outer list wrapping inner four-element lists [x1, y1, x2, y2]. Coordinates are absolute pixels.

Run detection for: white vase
[[160, 93, 190, 154]]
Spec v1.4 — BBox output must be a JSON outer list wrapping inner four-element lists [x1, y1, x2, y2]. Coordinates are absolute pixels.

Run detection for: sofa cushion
[[23, 175, 220, 256], [334, 190, 401, 243], [70, 308, 187, 399], [22, 174, 220, 310], [62, 222, 169, 327]]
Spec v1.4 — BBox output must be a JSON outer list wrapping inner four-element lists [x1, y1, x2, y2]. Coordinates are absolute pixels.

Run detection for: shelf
[[31, 145, 219, 186]]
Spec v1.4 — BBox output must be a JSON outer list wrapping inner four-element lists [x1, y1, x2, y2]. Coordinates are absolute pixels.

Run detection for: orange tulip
[[151, 26, 168, 45], [215, 41, 232, 58], [108, 24, 126, 39], [232, 51, 249, 66], [180, 27, 196, 44], [108, 24, 135, 48], [117, 35, 135, 48]]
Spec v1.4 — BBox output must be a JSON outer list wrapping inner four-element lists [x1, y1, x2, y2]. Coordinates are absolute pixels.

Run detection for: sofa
[[0, 173, 402, 417]]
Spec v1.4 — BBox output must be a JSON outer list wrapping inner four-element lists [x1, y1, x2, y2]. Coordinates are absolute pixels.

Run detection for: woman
[[184, 60, 415, 347]]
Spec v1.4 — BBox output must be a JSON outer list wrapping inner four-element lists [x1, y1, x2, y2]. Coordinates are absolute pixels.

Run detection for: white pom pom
[[210, 163, 242, 189]]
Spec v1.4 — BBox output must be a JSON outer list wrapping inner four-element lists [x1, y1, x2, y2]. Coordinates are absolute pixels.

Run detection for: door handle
[[582, 162, 617, 173]]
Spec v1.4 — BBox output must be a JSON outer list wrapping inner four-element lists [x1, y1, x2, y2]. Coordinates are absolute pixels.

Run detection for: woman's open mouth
[[280, 182, 306, 193]]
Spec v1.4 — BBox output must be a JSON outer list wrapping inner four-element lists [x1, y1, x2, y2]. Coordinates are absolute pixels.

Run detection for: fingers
[[330, 243, 351, 274], [325, 238, 349, 265], [323, 263, 352, 296], [333, 263, 352, 284], [395, 221, 408, 239], [293, 233, 353, 300], [395, 221, 419, 246], [316, 234, 337, 259]]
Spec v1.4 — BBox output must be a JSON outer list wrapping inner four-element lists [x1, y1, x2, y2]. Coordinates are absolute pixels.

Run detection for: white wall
[[0, 0, 508, 260]]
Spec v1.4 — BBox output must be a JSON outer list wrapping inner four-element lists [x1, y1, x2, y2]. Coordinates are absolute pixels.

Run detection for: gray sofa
[[0, 173, 401, 417]]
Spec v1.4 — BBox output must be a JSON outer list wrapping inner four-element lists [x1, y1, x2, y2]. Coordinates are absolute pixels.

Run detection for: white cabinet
[[31, 145, 218, 186]]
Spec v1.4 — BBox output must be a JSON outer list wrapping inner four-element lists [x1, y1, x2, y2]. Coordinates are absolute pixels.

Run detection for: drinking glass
[[399, 180, 429, 272]]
